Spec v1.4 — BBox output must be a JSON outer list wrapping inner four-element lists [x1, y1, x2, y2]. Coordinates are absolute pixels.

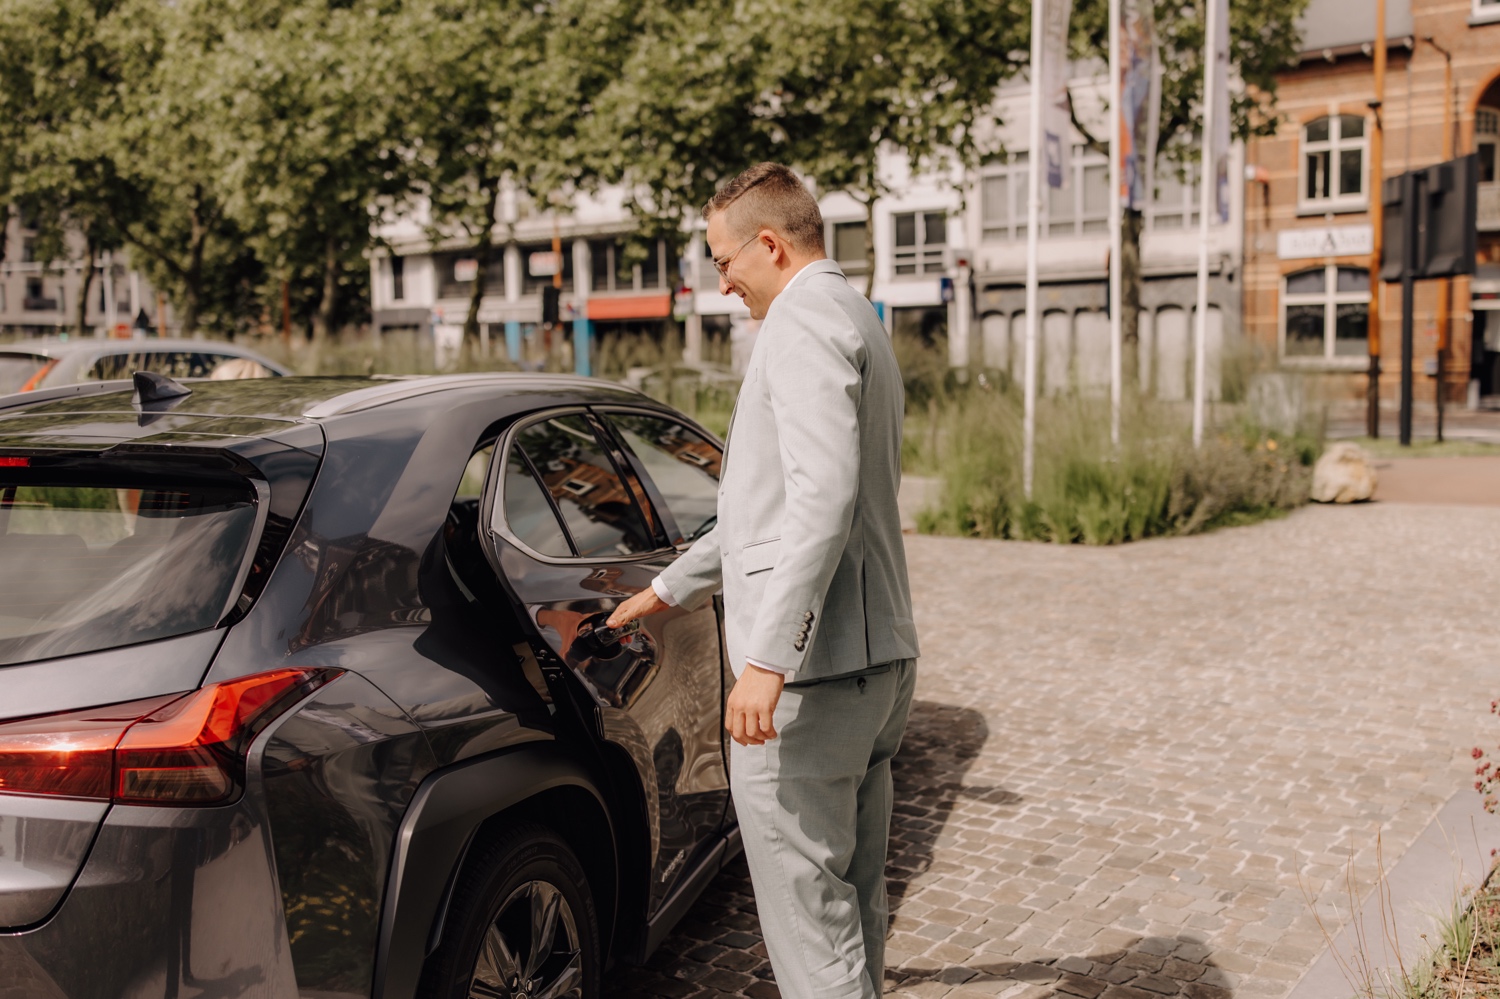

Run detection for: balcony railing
[[22, 297, 58, 312]]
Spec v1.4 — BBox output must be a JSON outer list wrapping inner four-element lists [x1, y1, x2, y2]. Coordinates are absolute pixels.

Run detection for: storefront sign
[[1277, 225, 1373, 260], [528, 251, 561, 277]]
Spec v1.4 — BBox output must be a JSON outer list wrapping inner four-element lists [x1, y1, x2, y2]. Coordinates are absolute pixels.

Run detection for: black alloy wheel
[[422, 822, 600, 999]]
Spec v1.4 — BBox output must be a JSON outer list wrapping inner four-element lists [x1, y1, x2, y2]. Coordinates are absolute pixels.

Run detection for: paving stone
[[607, 505, 1500, 997]]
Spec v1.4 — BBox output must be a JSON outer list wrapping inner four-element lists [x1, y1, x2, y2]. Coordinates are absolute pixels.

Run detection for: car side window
[[87, 351, 235, 381], [501, 449, 572, 557], [510, 415, 655, 559], [86, 353, 134, 381], [605, 413, 720, 545]]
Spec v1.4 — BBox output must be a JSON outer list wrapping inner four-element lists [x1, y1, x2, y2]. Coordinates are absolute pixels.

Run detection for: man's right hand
[[606, 585, 670, 629]]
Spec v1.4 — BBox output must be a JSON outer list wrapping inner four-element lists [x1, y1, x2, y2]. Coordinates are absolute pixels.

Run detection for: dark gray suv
[[0, 373, 738, 999]]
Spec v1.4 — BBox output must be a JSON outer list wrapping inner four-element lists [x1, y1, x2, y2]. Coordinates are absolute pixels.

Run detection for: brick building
[[1243, 0, 1500, 410]]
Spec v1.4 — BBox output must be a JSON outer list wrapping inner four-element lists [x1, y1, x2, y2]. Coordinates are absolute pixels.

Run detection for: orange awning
[[587, 294, 672, 321]]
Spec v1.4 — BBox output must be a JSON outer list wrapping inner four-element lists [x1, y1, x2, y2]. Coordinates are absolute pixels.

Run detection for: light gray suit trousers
[[731, 660, 916, 999]]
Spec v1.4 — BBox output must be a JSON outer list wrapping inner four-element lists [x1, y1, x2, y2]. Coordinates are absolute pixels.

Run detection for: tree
[[87, 0, 250, 336], [0, 0, 134, 335], [211, 0, 405, 340], [582, 0, 1030, 297], [1068, 0, 1309, 384], [399, 0, 620, 343]]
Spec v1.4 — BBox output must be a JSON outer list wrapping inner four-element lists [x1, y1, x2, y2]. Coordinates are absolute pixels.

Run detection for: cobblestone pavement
[[608, 502, 1500, 998]]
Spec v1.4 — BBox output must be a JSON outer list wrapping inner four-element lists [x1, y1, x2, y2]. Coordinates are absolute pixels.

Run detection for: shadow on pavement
[[887, 700, 1009, 912], [885, 934, 1235, 997]]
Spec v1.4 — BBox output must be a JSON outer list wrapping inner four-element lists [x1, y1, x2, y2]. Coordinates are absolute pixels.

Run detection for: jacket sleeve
[[744, 294, 863, 673], [654, 527, 724, 610]]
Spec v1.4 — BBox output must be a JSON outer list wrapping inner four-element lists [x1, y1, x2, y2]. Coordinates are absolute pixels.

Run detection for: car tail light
[[0, 668, 341, 805], [0, 456, 29, 467]]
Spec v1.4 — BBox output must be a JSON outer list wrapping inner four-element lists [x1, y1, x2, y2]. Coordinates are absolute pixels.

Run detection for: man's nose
[[718, 272, 733, 295]]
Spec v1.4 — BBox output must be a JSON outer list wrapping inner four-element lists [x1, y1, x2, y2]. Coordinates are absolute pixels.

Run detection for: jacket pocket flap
[[741, 537, 781, 574]]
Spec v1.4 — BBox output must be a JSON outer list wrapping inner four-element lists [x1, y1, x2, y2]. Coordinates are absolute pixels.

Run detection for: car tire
[[421, 821, 601, 999]]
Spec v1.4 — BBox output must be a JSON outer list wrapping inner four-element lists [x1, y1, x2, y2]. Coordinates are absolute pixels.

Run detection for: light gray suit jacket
[[657, 259, 919, 682]]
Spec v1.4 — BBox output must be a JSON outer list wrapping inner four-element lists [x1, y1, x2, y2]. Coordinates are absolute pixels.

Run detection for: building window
[[1047, 145, 1109, 236], [391, 255, 405, 301], [830, 220, 870, 275], [1477, 108, 1500, 231], [979, 153, 1028, 242], [893, 211, 946, 275], [23, 278, 55, 312], [1301, 115, 1366, 210], [1282, 266, 1369, 361], [588, 238, 666, 292], [1147, 165, 1202, 230]]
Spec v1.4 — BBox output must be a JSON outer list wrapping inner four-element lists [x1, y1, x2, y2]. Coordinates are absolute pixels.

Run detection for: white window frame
[[1299, 113, 1368, 213], [1145, 164, 1202, 232], [1476, 108, 1500, 231], [828, 219, 871, 275], [1280, 265, 1370, 367], [978, 153, 1028, 243], [891, 210, 947, 276], [1474, 0, 1500, 24], [1046, 144, 1110, 237]]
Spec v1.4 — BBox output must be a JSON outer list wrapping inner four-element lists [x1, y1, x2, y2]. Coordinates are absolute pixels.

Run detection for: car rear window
[[0, 471, 261, 665], [0, 353, 48, 394]]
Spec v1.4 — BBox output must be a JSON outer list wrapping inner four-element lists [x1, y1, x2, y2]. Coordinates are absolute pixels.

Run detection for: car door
[[479, 407, 729, 914]]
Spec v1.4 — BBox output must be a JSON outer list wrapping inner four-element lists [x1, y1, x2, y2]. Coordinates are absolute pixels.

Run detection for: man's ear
[[764, 231, 789, 266]]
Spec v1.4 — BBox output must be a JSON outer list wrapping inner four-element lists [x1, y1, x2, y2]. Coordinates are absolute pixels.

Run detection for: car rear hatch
[[0, 401, 323, 930]]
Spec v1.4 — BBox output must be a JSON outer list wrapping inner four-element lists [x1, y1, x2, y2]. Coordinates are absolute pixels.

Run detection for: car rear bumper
[[0, 796, 297, 998]]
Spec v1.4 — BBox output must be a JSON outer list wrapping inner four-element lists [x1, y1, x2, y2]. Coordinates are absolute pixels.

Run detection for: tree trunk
[[464, 180, 502, 344], [75, 237, 97, 338], [861, 193, 878, 302], [179, 203, 208, 337], [313, 235, 341, 341], [1120, 207, 1144, 389]]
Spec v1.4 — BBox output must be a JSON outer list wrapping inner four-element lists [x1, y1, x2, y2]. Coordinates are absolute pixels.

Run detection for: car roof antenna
[[132, 370, 193, 406]]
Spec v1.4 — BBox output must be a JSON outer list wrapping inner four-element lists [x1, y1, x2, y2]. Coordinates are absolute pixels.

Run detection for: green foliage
[[1069, 0, 1312, 160], [913, 386, 1316, 545], [580, 0, 1031, 250]]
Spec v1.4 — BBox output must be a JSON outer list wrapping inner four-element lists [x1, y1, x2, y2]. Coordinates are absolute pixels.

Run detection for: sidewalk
[[610, 503, 1500, 998], [1373, 456, 1500, 505]]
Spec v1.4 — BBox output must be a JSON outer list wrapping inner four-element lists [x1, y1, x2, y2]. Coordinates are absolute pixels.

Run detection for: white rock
[[1311, 442, 1377, 503]]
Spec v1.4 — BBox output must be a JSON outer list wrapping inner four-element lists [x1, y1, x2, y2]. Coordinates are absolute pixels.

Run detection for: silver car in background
[[0, 337, 290, 394]]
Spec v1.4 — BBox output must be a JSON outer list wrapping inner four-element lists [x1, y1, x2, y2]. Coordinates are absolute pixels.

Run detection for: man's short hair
[[703, 163, 826, 255]]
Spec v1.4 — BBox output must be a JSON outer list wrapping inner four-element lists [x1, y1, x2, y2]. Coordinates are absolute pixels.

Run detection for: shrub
[[915, 387, 1316, 545]]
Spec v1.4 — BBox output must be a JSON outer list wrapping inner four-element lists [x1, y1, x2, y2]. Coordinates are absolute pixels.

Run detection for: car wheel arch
[[372, 742, 625, 999]]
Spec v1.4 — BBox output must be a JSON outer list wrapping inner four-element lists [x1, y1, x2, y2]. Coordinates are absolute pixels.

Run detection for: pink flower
[[1474, 747, 1485, 759]]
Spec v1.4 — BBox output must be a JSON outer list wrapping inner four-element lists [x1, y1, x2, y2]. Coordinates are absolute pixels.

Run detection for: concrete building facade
[[369, 161, 965, 376], [0, 212, 159, 337], [956, 77, 1244, 402]]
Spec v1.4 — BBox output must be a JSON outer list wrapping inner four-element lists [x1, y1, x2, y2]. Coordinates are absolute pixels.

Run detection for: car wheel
[[422, 821, 600, 999]]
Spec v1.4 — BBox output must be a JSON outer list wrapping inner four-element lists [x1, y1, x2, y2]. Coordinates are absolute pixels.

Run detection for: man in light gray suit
[[607, 162, 919, 998]]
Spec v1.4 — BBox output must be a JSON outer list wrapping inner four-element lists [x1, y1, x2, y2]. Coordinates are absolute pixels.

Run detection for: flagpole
[[1191, 0, 1218, 448], [1023, 0, 1044, 497], [1108, 0, 1122, 447]]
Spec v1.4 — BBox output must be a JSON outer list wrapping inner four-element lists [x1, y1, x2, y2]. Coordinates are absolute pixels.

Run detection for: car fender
[[372, 742, 614, 999]]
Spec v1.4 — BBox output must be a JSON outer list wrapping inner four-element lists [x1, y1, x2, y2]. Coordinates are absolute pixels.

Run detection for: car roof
[[0, 336, 278, 359], [0, 373, 659, 450]]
